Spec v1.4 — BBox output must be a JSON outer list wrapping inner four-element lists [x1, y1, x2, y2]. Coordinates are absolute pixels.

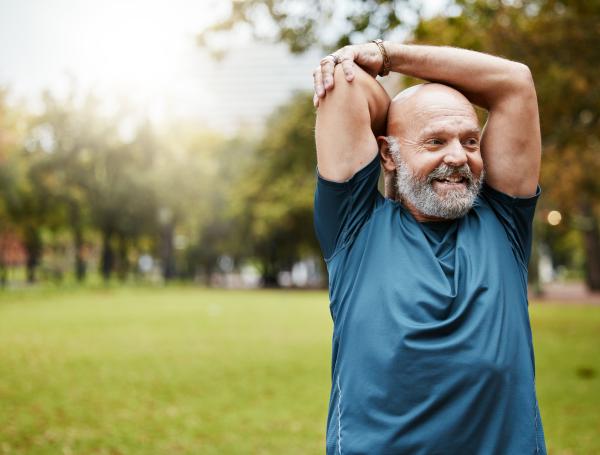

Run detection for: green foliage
[[230, 92, 320, 283], [170, 128, 258, 280], [198, 0, 410, 54], [0, 91, 60, 282], [20, 92, 162, 281], [1, 84, 323, 286], [0, 89, 245, 284]]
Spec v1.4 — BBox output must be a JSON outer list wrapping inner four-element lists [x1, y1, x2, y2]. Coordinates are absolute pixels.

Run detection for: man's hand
[[313, 43, 383, 107]]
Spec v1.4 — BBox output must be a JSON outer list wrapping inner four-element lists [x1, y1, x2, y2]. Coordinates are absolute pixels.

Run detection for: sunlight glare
[[65, 1, 219, 120]]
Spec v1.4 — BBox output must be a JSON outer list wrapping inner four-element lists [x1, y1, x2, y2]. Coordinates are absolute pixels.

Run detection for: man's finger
[[340, 57, 355, 82], [313, 66, 325, 98], [320, 56, 336, 91]]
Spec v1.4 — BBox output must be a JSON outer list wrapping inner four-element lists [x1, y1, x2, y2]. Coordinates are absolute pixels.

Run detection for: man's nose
[[443, 140, 468, 166]]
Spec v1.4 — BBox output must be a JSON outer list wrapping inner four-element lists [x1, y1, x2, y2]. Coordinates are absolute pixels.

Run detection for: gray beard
[[389, 142, 484, 220]]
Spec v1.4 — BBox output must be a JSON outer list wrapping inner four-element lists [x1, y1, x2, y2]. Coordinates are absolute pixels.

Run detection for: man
[[312, 41, 546, 454]]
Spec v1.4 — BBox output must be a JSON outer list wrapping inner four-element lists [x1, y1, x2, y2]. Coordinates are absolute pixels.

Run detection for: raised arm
[[315, 43, 540, 197], [315, 61, 390, 182]]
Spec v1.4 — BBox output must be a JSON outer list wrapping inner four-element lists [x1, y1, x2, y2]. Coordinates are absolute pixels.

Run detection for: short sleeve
[[313, 154, 382, 261], [480, 183, 541, 269]]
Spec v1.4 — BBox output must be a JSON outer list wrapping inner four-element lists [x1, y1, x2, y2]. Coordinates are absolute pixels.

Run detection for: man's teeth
[[438, 177, 465, 183]]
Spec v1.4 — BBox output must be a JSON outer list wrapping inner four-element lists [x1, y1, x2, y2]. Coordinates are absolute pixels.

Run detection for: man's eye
[[464, 138, 479, 146], [427, 139, 443, 145]]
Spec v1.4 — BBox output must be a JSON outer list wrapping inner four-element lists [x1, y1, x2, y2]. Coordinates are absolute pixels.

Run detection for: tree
[[31, 90, 161, 283], [0, 147, 55, 283], [149, 124, 224, 282], [184, 132, 257, 284], [26, 91, 97, 282], [0, 91, 67, 283], [0, 90, 43, 283], [231, 92, 320, 285], [84, 121, 158, 282], [198, 0, 412, 54], [0, 89, 19, 284]]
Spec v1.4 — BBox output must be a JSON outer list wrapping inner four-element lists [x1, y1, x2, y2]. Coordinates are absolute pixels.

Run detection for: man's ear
[[377, 135, 397, 172]]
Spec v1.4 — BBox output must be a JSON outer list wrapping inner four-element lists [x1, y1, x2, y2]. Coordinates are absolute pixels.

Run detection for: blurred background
[[0, 0, 598, 454]]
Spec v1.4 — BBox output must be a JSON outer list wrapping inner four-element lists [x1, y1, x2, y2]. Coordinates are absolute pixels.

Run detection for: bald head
[[387, 83, 478, 138]]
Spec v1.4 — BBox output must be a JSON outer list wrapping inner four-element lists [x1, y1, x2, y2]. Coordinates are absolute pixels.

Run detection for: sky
[[0, 0, 447, 132]]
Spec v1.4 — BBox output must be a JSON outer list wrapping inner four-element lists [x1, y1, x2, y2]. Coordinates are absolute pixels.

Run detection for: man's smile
[[432, 179, 467, 191], [428, 168, 472, 194]]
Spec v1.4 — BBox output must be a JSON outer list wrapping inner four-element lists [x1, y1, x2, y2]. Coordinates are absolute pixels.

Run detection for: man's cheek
[[471, 158, 484, 175]]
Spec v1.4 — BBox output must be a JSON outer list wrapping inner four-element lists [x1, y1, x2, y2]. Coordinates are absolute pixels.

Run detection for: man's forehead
[[418, 116, 481, 136]]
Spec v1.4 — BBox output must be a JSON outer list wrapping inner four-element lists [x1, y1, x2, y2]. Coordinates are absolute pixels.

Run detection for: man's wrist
[[372, 39, 391, 77], [385, 42, 409, 76]]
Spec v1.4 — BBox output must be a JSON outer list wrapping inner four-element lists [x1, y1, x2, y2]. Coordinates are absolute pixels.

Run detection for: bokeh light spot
[[547, 210, 562, 226]]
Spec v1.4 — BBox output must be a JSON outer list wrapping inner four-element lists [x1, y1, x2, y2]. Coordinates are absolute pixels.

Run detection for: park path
[[530, 282, 600, 305]]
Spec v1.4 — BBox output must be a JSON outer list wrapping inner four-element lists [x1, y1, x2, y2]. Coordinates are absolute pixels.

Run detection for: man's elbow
[[512, 63, 535, 92], [489, 62, 536, 108], [318, 64, 368, 111], [319, 64, 389, 122]]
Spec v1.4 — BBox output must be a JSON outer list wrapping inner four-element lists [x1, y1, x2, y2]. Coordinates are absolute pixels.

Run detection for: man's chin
[[425, 184, 477, 218]]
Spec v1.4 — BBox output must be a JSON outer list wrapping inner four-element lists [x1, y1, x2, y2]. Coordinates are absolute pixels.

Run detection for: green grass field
[[0, 288, 598, 454]]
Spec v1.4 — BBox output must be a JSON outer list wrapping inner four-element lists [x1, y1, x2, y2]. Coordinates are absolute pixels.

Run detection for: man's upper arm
[[315, 64, 389, 182], [480, 65, 541, 198]]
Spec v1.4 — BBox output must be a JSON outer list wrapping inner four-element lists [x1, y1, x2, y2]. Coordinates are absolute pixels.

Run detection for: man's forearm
[[385, 43, 532, 109]]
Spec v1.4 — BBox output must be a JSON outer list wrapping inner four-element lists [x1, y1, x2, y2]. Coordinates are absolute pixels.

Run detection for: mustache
[[426, 164, 474, 185]]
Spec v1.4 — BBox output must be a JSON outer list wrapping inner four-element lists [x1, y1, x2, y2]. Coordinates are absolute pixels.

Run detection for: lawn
[[0, 287, 598, 454]]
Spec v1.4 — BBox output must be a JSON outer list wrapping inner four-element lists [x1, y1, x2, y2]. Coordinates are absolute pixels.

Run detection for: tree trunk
[[581, 203, 600, 290], [258, 239, 291, 288], [0, 263, 6, 288], [74, 234, 86, 282], [261, 269, 279, 287], [24, 225, 42, 284], [161, 222, 176, 281], [70, 204, 86, 282], [116, 233, 129, 282], [101, 229, 114, 282], [261, 255, 281, 288]]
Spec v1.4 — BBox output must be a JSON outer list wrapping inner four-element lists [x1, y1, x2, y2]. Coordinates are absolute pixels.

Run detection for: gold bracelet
[[372, 39, 391, 77]]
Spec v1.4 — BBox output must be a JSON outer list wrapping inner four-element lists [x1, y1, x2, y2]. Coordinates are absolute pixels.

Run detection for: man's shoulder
[[324, 197, 397, 262]]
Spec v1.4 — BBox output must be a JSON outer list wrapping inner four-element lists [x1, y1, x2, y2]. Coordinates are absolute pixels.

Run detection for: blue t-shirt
[[314, 154, 547, 455]]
